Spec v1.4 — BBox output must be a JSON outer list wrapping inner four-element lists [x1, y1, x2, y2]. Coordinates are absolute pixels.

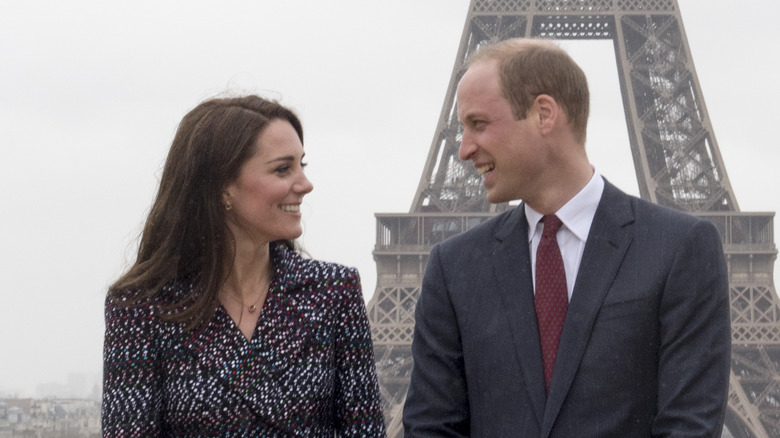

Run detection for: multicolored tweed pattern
[[102, 243, 387, 437]]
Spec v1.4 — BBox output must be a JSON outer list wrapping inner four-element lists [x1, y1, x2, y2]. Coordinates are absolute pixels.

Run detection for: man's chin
[[486, 190, 507, 204], [486, 188, 522, 205]]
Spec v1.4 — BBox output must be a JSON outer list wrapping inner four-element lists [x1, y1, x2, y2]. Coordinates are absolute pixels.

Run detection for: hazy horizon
[[1, 0, 778, 398]]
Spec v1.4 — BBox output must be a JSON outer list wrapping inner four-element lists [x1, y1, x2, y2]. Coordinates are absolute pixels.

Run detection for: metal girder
[[366, 1, 779, 436]]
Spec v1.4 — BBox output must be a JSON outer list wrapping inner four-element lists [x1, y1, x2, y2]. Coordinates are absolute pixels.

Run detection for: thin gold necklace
[[227, 290, 263, 313], [226, 278, 270, 313]]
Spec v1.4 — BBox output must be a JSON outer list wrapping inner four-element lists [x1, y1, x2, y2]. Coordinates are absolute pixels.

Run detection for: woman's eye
[[274, 161, 306, 174]]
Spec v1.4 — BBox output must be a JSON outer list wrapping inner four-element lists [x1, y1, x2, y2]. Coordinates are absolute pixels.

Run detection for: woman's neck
[[228, 239, 272, 300]]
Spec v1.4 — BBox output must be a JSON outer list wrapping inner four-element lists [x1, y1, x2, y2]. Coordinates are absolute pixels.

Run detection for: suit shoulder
[[437, 207, 519, 251], [602, 181, 697, 226], [630, 195, 709, 229], [619, 192, 721, 248]]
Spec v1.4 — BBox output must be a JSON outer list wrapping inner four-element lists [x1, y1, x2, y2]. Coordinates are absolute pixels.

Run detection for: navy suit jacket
[[403, 180, 730, 437]]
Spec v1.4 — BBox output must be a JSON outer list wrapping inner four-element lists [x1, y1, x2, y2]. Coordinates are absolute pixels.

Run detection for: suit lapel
[[540, 181, 635, 437], [491, 207, 547, 426]]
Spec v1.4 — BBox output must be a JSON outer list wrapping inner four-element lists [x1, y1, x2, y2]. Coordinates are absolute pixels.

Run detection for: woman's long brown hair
[[109, 95, 303, 330]]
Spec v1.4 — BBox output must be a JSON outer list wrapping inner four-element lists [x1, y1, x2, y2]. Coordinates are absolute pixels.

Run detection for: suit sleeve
[[404, 244, 470, 437], [653, 220, 731, 437], [332, 269, 388, 437], [101, 296, 162, 437]]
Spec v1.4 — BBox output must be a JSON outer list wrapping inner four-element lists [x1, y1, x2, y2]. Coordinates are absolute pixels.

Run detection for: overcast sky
[[1, 0, 778, 397]]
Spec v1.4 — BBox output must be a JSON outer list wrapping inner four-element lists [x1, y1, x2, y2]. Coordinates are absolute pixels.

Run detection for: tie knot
[[542, 215, 563, 238]]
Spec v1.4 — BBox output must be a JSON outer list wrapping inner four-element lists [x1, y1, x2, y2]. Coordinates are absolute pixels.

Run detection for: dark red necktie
[[534, 215, 568, 392]]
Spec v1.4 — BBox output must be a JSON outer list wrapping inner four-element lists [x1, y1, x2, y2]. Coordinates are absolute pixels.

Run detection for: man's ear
[[533, 94, 559, 134]]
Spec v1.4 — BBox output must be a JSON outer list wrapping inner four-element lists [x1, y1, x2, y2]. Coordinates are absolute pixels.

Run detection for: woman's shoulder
[[106, 274, 199, 313], [104, 277, 200, 340], [298, 257, 358, 281], [273, 242, 359, 284]]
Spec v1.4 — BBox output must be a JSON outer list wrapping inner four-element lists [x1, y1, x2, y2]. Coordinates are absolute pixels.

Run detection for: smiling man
[[403, 38, 731, 437]]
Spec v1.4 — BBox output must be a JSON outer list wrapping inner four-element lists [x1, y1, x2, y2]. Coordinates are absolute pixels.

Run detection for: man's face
[[456, 60, 547, 204]]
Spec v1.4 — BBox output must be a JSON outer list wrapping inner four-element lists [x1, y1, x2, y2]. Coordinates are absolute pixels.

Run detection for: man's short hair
[[466, 38, 590, 142]]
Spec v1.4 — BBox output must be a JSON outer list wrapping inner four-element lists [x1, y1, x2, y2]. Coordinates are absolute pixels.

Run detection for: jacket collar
[[182, 242, 313, 432], [540, 180, 635, 437], [490, 179, 635, 435]]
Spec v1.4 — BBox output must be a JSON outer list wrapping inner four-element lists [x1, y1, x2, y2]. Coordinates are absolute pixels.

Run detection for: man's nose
[[459, 129, 476, 161]]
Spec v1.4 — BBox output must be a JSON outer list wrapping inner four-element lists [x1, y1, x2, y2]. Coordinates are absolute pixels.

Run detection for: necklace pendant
[[248, 304, 257, 313]]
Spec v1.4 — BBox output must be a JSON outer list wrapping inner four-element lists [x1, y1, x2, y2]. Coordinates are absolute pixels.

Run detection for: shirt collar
[[525, 167, 604, 243]]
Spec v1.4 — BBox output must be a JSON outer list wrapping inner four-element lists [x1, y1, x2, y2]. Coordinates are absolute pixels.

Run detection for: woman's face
[[223, 118, 314, 244]]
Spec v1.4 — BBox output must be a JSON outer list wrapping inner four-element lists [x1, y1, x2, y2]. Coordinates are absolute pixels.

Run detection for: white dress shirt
[[526, 168, 605, 299]]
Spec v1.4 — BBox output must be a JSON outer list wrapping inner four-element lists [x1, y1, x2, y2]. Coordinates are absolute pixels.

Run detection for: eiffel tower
[[365, 0, 779, 437]]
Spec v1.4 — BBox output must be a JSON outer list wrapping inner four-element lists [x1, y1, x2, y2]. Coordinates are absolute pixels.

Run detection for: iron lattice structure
[[365, 1, 779, 437]]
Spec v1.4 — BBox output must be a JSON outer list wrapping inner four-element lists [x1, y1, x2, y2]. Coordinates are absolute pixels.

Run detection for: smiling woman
[[223, 119, 313, 263], [101, 95, 386, 437], [221, 118, 314, 338]]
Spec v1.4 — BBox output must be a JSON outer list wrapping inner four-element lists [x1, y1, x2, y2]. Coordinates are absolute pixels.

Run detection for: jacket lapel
[[182, 245, 311, 431], [540, 181, 635, 437], [491, 207, 547, 426]]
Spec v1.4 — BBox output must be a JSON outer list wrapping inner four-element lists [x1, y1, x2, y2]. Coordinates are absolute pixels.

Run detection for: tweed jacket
[[102, 243, 387, 437]]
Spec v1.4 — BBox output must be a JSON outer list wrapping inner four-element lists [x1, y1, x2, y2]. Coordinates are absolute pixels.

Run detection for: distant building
[[0, 397, 100, 438], [36, 372, 101, 401]]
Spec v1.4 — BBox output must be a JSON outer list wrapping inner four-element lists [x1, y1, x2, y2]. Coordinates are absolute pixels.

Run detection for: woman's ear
[[222, 190, 233, 211]]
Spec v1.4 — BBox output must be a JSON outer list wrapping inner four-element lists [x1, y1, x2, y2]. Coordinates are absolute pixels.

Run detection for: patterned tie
[[535, 215, 568, 392]]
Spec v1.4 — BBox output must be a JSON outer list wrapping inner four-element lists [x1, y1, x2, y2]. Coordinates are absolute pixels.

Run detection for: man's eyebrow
[[460, 113, 483, 123]]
